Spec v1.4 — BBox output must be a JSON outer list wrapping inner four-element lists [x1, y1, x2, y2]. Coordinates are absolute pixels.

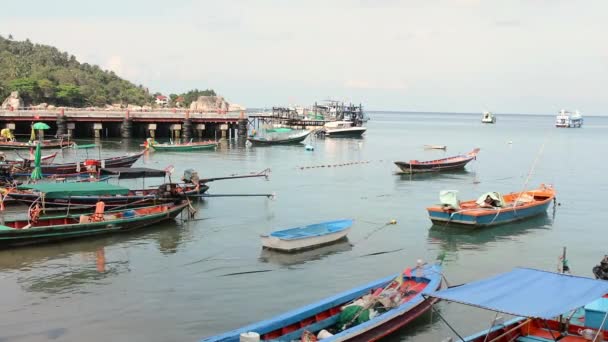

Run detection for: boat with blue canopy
[[423, 267, 608, 342], [200, 262, 442, 342], [260, 219, 353, 252]]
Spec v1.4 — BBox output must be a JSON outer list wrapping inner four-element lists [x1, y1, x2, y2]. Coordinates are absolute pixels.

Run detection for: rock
[[230, 103, 247, 111], [1, 91, 24, 110], [47, 105, 56, 110], [189, 95, 238, 112], [127, 104, 142, 111], [32, 103, 48, 109]]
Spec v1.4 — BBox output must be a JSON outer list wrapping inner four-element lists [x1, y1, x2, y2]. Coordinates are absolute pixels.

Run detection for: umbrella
[[30, 142, 43, 180], [32, 122, 50, 130]]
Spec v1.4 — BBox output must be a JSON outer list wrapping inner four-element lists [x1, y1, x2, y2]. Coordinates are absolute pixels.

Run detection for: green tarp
[[18, 182, 130, 198], [74, 144, 98, 149]]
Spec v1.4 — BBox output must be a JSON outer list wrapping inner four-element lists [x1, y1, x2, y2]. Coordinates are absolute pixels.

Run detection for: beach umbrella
[[30, 142, 43, 180], [32, 122, 50, 130]]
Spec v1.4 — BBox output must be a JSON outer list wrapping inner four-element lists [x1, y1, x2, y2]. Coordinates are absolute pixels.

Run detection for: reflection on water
[[395, 169, 477, 183], [259, 240, 353, 266], [428, 213, 553, 256]]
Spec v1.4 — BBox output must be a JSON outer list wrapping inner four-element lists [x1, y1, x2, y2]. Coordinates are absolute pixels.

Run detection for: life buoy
[[29, 204, 41, 224]]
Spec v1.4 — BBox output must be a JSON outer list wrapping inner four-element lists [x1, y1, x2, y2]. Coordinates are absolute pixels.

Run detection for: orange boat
[[427, 184, 556, 227]]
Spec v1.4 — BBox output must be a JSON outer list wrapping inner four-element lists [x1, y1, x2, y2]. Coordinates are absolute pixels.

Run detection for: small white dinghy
[[261, 219, 353, 252]]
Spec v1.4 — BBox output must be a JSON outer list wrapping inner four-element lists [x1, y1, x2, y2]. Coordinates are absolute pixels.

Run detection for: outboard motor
[[593, 255, 608, 280], [182, 169, 199, 184]]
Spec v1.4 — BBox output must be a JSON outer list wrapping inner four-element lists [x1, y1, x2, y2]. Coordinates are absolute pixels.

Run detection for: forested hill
[[0, 35, 151, 107]]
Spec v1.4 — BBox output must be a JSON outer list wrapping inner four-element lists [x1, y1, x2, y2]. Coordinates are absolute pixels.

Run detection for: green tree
[[8, 78, 38, 104], [56, 84, 83, 106], [37, 79, 55, 99]]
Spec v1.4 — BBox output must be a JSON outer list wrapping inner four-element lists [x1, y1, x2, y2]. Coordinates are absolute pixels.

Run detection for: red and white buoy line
[[297, 160, 372, 170]]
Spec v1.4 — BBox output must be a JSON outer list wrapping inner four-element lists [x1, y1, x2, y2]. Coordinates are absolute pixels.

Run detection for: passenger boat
[[148, 140, 217, 152], [261, 219, 353, 252], [426, 184, 556, 227], [556, 109, 583, 128], [323, 121, 367, 137], [8, 178, 208, 209], [482, 111, 496, 123], [12, 151, 145, 176], [0, 139, 73, 150], [0, 202, 188, 248], [395, 148, 480, 174], [201, 262, 442, 342], [248, 130, 312, 145], [423, 267, 608, 342]]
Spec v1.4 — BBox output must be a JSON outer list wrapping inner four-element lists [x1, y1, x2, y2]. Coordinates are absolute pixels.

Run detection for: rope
[[514, 131, 552, 205]]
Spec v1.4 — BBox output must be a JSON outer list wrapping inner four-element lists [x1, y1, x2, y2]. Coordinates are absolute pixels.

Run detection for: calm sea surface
[[0, 112, 605, 342]]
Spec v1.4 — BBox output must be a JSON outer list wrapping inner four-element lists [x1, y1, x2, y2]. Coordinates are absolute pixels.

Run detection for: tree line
[[0, 35, 216, 108]]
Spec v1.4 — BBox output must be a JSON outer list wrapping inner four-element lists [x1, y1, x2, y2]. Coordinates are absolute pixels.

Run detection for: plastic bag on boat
[[439, 190, 460, 209], [475, 192, 504, 207]]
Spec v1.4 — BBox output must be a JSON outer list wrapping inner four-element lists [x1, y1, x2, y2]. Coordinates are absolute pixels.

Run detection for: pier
[[0, 108, 247, 140]]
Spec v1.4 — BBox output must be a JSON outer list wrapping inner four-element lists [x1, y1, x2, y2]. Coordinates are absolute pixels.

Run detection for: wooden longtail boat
[[423, 267, 608, 342], [8, 181, 208, 209], [150, 141, 218, 152], [426, 184, 556, 227], [395, 148, 479, 173], [0, 139, 73, 150], [0, 152, 58, 165], [0, 202, 188, 248], [201, 263, 442, 342], [248, 130, 312, 145], [14, 151, 145, 176], [261, 219, 353, 252]]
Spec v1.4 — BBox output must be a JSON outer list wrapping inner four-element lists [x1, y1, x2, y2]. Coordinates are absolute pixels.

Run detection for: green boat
[[149, 141, 218, 152], [0, 202, 188, 248]]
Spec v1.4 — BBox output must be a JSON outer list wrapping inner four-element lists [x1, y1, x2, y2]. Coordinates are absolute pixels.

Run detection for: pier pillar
[[170, 124, 182, 142], [237, 112, 248, 140], [67, 123, 75, 137], [196, 124, 205, 139], [121, 111, 132, 139], [56, 112, 67, 136], [220, 124, 228, 140], [182, 116, 193, 142], [148, 123, 157, 139], [94, 123, 103, 139]]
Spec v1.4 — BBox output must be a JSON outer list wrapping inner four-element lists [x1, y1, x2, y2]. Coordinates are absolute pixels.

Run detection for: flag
[[404, 268, 412, 278]]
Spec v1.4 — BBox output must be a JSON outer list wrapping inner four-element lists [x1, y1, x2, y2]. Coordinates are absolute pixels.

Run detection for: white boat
[[481, 111, 496, 123], [556, 109, 583, 128], [423, 145, 447, 150], [260, 219, 353, 252], [324, 121, 367, 137]]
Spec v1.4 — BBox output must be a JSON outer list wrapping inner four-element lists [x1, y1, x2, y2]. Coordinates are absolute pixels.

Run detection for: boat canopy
[[100, 167, 167, 179], [18, 182, 130, 198], [423, 267, 608, 319], [475, 192, 504, 207]]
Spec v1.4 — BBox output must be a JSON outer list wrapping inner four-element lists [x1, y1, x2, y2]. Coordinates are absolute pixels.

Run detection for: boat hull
[[200, 263, 443, 342], [325, 127, 367, 137], [0, 203, 187, 248], [0, 140, 73, 150], [37, 151, 144, 175], [395, 158, 473, 173], [261, 227, 351, 252], [151, 143, 217, 151], [248, 131, 311, 145]]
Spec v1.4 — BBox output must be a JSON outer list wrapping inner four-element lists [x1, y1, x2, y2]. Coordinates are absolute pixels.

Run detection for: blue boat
[[423, 267, 608, 342], [200, 263, 442, 342], [426, 184, 556, 228], [260, 219, 353, 252]]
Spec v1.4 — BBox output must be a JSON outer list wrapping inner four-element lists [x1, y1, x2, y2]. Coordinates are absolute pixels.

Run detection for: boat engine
[[593, 256, 608, 281], [182, 169, 199, 184]]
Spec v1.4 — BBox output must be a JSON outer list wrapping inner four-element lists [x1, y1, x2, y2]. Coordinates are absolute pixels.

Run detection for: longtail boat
[[0, 139, 73, 150], [201, 262, 442, 342], [426, 184, 556, 227], [0, 202, 188, 248], [261, 219, 353, 252], [248, 130, 312, 145], [12, 151, 145, 176], [149, 141, 218, 152], [8, 180, 208, 209], [0, 152, 58, 165], [394, 148, 479, 173], [423, 267, 608, 342]]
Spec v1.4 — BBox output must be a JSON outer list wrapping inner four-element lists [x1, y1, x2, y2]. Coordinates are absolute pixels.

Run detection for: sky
[[1, 0, 607, 114]]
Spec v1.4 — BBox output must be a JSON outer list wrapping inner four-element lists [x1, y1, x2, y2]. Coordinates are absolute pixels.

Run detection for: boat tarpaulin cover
[[100, 167, 166, 179], [18, 182, 130, 198], [423, 267, 608, 319]]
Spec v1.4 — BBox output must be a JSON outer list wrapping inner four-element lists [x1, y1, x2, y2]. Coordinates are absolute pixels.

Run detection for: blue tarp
[[424, 267, 608, 319]]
